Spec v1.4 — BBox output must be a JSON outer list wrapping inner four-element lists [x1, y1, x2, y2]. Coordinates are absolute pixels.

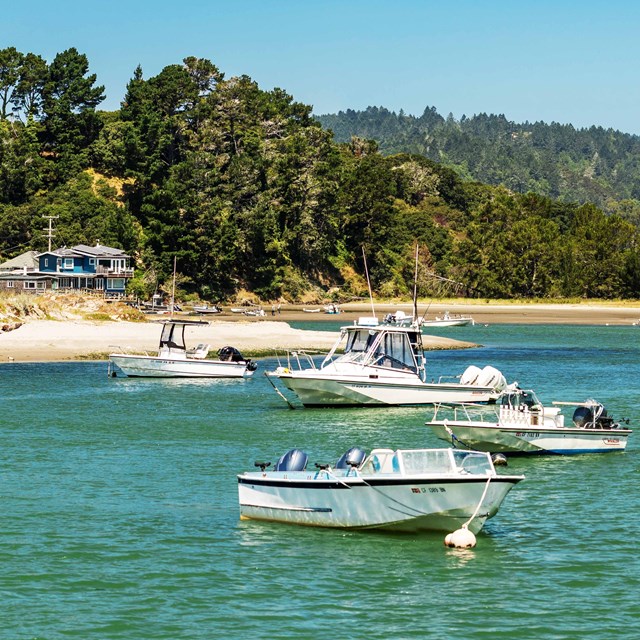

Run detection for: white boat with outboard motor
[[108, 319, 257, 378], [419, 311, 475, 327], [238, 446, 524, 534], [193, 303, 222, 315], [265, 311, 510, 407], [427, 388, 632, 455]]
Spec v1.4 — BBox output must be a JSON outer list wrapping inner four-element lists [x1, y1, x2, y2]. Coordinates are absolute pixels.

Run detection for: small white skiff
[[427, 388, 632, 455], [109, 320, 257, 378], [238, 446, 524, 533]]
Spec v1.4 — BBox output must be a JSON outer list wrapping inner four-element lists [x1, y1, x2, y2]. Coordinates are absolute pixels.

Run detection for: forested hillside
[[1, 47, 640, 300], [317, 106, 640, 218]]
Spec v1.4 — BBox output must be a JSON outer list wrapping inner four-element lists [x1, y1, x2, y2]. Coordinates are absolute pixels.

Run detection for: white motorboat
[[266, 314, 510, 407], [108, 320, 257, 378], [303, 308, 321, 313], [193, 303, 222, 314], [238, 446, 524, 533], [427, 388, 632, 455], [420, 311, 475, 327]]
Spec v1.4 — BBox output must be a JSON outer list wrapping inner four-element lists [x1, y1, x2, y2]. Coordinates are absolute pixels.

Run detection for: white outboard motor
[[476, 366, 507, 393], [460, 365, 482, 385]]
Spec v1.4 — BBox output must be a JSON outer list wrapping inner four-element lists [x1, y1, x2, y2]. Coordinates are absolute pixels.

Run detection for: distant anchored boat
[[427, 388, 632, 455], [419, 311, 475, 327], [108, 319, 257, 378]]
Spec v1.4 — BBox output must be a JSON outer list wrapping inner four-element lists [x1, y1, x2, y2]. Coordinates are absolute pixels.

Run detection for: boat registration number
[[412, 487, 446, 494], [515, 432, 540, 438]]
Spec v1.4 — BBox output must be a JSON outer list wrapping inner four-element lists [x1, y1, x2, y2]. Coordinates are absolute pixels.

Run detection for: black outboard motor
[[573, 406, 596, 428], [218, 346, 246, 362], [275, 449, 309, 471], [335, 447, 367, 469], [573, 403, 616, 429]]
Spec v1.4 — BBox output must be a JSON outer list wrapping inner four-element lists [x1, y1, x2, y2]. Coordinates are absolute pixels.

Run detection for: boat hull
[[109, 354, 252, 378], [429, 422, 631, 455], [272, 373, 499, 407], [238, 474, 522, 534], [421, 319, 473, 327]]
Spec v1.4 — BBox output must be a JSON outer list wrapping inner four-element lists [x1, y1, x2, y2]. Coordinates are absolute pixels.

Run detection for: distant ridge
[[316, 106, 640, 209]]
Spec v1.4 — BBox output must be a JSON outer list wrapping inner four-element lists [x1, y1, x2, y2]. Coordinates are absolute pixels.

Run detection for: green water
[[1, 324, 639, 639]]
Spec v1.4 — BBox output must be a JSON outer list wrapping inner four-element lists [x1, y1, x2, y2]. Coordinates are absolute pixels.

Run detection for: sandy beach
[[1, 301, 639, 362]]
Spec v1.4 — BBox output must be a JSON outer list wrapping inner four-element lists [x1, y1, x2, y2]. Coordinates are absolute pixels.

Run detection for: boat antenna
[[170, 256, 177, 317], [412, 243, 419, 324], [362, 246, 376, 318]]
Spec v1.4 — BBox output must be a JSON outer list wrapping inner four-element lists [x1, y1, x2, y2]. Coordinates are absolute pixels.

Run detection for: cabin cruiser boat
[[108, 320, 257, 378], [266, 314, 510, 406], [427, 388, 632, 455], [238, 446, 524, 533]]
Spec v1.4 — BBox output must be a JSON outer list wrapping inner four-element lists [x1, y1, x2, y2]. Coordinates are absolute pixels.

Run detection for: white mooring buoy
[[444, 524, 477, 548], [444, 476, 492, 548]]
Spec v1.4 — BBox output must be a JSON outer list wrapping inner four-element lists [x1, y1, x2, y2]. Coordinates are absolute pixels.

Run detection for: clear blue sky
[[3, 0, 640, 133]]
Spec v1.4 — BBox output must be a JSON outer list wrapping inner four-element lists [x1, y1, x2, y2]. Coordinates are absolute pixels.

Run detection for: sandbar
[[1, 301, 638, 363]]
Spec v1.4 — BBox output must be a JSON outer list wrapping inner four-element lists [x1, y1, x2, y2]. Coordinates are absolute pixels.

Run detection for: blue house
[[0, 243, 134, 296]]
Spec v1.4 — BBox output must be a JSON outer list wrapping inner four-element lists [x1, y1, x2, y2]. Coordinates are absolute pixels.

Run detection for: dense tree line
[[1, 48, 639, 300], [316, 106, 640, 219]]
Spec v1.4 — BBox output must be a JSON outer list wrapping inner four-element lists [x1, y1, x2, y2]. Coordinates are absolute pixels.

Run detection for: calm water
[[1, 324, 639, 639]]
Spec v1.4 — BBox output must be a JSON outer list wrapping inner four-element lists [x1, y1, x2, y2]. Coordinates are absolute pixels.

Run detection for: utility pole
[[42, 215, 59, 252]]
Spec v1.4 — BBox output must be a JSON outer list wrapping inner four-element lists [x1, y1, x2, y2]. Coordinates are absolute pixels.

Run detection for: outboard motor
[[573, 403, 615, 429], [218, 346, 245, 362], [335, 447, 367, 469], [573, 406, 595, 428], [275, 449, 309, 471]]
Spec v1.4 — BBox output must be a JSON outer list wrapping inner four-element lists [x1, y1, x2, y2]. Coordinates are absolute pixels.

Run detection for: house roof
[[36, 243, 130, 259], [0, 250, 39, 271], [73, 243, 130, 258]]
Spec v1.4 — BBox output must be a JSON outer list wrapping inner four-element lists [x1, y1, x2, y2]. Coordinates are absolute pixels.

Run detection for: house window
[[44, 258, 49, 267], [107, 278, 125, 290], [89, 258, 96, 266], [63, 258, 74, 269], [24, 281, 45, 289], [6, 280, 14, 288]]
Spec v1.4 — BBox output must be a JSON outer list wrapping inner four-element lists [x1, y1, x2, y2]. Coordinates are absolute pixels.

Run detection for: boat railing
[[108, 345, 153, 357], [275, 349, 329, 371], [430, 402, 499, 423]]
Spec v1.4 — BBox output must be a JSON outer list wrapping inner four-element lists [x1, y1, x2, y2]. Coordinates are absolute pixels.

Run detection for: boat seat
[[188, 343, 210, 359], [335, 447, 367, 469], [275, 449, 309, 472]]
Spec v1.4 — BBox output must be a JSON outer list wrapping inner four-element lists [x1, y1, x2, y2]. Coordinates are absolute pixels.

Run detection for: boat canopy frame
[[321, 323, 425, 378], [158, 320, 209, 354]]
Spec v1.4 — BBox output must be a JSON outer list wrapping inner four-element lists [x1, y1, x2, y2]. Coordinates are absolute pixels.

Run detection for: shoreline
[[1, 301, 639, 363]]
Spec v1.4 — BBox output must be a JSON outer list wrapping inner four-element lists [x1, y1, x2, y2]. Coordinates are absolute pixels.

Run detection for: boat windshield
[[401, 449, 453, 474], [344, 329, 376, 357], [501, 390, 540, 410], [341, 328, 418, 372], [451, 450, 493, 475]]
